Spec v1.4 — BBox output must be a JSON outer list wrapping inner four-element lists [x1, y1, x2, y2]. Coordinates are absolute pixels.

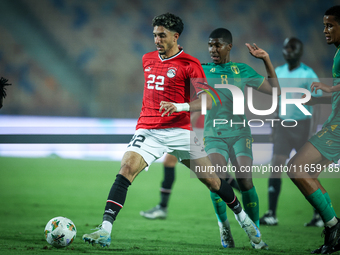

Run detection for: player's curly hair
[[209, 28, 232, 44], [325, 5, 340, 24], [0, 77, 11, 99], [152, 13, 184, 35]]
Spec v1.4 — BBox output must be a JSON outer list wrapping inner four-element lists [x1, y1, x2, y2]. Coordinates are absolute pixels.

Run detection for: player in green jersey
[[202, 28, 280, 249], [260, 38, 324, 227], [286, 5, 340, 254]]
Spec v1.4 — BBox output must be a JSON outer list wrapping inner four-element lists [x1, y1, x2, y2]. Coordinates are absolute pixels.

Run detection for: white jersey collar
[[158, 50, 183, 62]]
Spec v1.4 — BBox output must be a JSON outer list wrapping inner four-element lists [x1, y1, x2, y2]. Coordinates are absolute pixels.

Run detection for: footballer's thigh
[[119, 151, 148, 183], [229, 136, 254, 190], [287, 142, 329, 178], [207, 152, 231, 179], [208, 152, 228, 166], [122, 129, 171, 183], [204, 137, 231, 179]]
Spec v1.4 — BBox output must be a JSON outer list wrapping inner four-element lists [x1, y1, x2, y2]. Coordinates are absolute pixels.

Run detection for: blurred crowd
[[0, 0, 336, 118]]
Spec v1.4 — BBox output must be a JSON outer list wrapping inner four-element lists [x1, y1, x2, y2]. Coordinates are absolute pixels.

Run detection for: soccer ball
[[44, 216, 77, 248]]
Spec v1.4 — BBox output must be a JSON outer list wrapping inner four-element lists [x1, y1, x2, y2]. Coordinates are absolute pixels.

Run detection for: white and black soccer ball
[[44, 216, 77, 248]]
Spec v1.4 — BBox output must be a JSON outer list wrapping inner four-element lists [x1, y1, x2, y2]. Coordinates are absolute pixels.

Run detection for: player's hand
[[159, 101, 177, 117], [245, 43, 269, 59], [310, 82, 332, 93], [178, 44, 183, 50]]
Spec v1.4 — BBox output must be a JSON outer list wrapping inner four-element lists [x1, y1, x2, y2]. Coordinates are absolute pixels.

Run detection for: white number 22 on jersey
[[147, 74, 164, 91]]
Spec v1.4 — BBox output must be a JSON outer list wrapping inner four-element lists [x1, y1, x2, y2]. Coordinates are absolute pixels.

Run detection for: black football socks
[[215, 178, 242, 214], [160, 166, 175, 208], [103, 174, 131, 224], [268, 178, 281, 216]]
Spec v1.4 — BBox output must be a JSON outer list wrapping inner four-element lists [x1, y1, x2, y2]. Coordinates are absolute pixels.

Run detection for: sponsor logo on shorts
[[194, 136, 201, 146]]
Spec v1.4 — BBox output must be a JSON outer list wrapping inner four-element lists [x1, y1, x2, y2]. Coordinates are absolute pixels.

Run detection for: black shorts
[[272, 119, 311, 157]]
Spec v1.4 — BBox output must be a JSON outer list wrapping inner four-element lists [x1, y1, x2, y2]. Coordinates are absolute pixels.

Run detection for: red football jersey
[[136, 50, 207, 130]]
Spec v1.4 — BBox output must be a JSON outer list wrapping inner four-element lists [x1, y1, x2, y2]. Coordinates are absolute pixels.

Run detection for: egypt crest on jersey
[[167, 68, 177, 78], [136, 50, 208, 130]]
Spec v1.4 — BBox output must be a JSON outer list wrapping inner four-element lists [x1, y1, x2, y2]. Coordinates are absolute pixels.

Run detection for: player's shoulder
[[230, 62, 257, 73], [143, 51, 158, 60], [297, 63, 318, 78], [231, 61, 251, 68], [180, 51, 201, 65], [299, 62, 314, 72]]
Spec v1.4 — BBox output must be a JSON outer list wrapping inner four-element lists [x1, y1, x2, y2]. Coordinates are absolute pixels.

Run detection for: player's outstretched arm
[[159, 92, 211, 117], [303, 82, 337, 105], [302, 94, 332, 105], [245, 43, 281, 96], [311, 81, 340, 93]]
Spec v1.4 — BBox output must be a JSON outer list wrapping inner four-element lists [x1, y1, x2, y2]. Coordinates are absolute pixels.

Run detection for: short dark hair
[[209, 28, 232, 44], [286, 37, 303, 49], [325, 5, 340, 24], [152, 13, 184, 35]]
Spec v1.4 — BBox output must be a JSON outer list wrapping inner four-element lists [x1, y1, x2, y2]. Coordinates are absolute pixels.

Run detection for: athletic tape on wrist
[[172, 103, 190, 112]]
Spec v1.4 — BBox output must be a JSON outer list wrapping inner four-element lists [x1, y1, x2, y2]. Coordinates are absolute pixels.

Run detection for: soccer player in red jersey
[[83, 13, 263, 248]]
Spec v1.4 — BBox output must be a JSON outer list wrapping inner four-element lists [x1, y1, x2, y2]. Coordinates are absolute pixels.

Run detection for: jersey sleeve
[[142, 54, 147, 67], [189, 61, 210, 97], [243, 64, 265, 89]]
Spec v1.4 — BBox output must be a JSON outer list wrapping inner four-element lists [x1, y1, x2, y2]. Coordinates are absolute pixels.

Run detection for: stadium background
[[0, 0, 337, 119]]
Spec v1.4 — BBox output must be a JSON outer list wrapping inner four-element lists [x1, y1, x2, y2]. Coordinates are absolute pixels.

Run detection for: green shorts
[[204, 135, 253, 163], [309, 125, 340, 162]]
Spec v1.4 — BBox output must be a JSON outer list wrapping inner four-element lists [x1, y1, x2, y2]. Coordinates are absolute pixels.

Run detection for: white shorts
[[126, 128, 207, 169], [193, 127, 204, 142]]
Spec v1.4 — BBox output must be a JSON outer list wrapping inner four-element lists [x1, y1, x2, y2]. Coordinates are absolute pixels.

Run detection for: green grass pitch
[[1, 156, 339, 254]]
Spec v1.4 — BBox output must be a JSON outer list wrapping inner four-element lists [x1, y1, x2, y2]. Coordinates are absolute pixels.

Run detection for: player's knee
[[119, 164, 138, 183], [202, 178, 220, 192], [163, 155, 177, 167]]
